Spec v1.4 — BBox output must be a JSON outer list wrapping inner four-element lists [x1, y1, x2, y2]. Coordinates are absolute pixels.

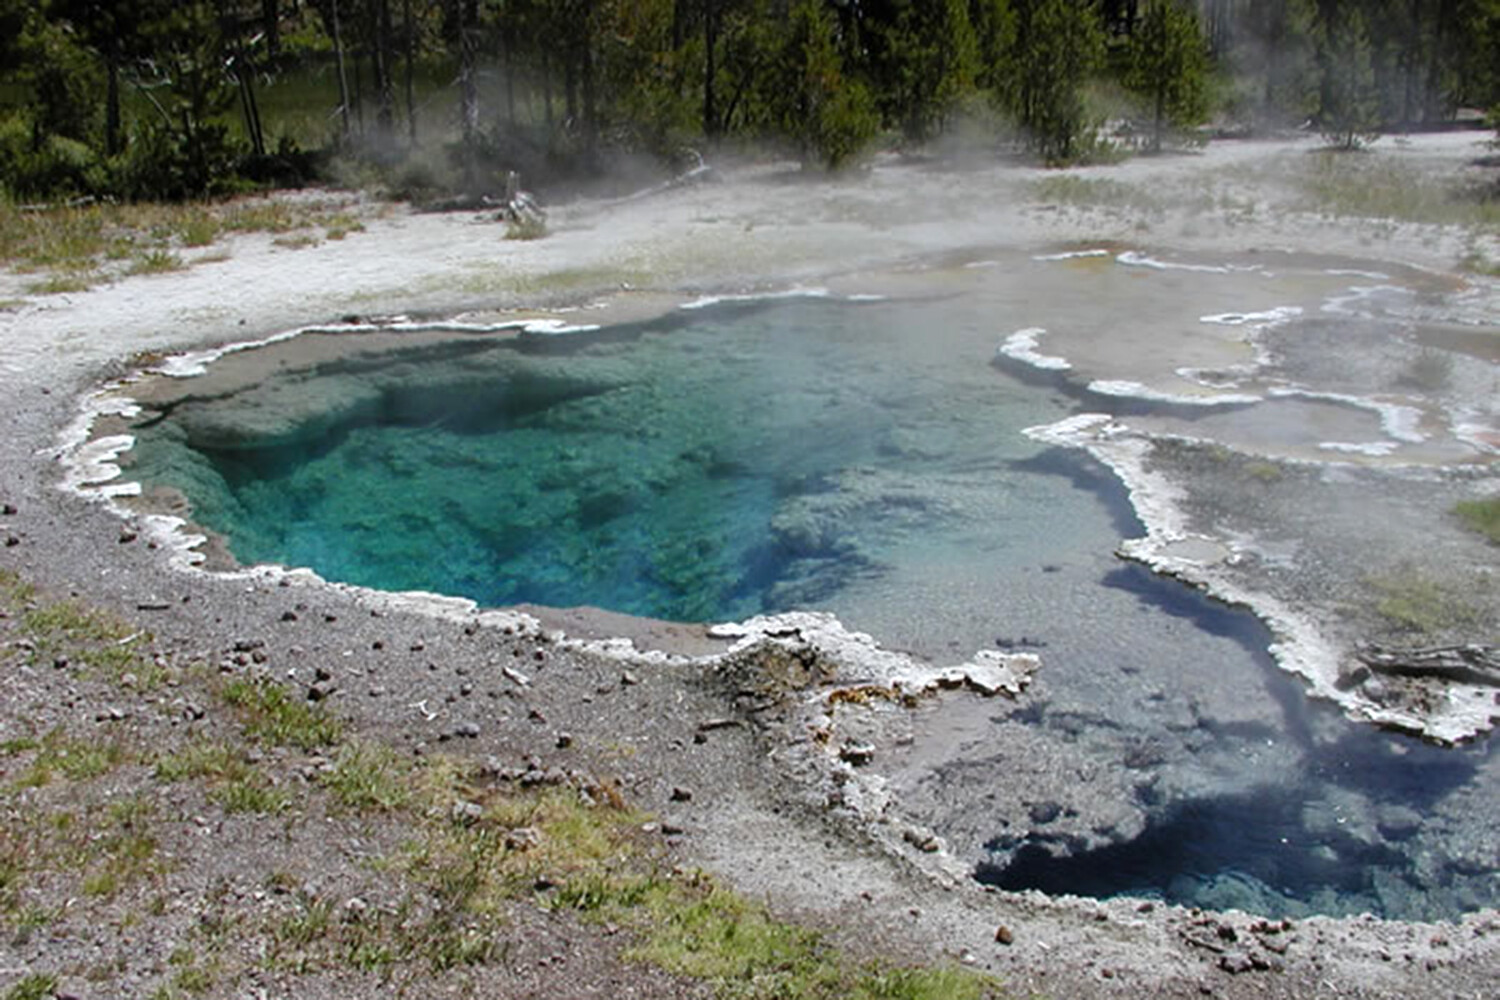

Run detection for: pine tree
[[1001, 0, 1106, 163], [1317, 1, 1381, 148], [870, 0, 981, 143], [1123, 0, 1210, 151], [760, 0, 878, 168]]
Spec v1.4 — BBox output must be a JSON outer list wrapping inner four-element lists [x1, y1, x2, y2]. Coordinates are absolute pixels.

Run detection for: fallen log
[[1356, 643, 1500, 687]]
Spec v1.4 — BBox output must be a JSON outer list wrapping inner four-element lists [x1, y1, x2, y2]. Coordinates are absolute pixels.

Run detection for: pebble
[[995, 925, 1014, 945], [450, 801, 484, 824], [505, 827, 542, 851], [453, 721, 481, 739], [670, 786, 693, 802]]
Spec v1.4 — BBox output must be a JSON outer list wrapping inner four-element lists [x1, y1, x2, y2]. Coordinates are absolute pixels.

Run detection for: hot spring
[[113, 246, 1500, 922]]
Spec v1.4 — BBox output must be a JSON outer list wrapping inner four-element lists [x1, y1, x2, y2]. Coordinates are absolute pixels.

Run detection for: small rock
[[661, 822, 685, 836], [281, 610, 299, 622], [621, 670, 640, 686], [839, 741, 876, 766], [451, 801, 485, 824], [1218, 952, 1254, 975], [556, 732, 573, 749], [505, 827, 542, 852], [119, 529, 138, 544], [453, 721, 481, 739], [1027, 801, 1062, 825], [995, 925, 1014, 946], [669, 786, 693, 803], [1, 503, 15, 516]]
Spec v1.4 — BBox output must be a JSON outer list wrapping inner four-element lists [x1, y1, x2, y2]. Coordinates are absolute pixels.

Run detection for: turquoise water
[[124, 286, 1497, 922]]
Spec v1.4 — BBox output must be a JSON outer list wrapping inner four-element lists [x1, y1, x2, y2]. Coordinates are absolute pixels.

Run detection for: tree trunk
[[374, 0, 396, 137], [581, 0, 597, 159], [262, 0, 281, 60], [404, 0, 417, 144], [703, 0, 719, 137], [332, 0, 353, 142], [105, 45, 122, 158], [459, 0, 480, 142]]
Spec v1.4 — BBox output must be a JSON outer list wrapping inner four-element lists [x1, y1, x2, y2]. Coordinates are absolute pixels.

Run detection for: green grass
[[1282, 152, 1500, 229], [323, 741, 412, 812], [211, 778, 288, 815], [3, 975, 58, 1000], [627, 885, 994, 1000], [1366, 570, 1480, 634], [1030, 174, 1164, 215], [127, 249, 186, 275], [0, 195, 365, 288], [157, 741, 290, 814], [1454, 497, 1500, 544], [7, 727, 130, 788], [220, 676, 342, 751], [14, 591, 161, 687]]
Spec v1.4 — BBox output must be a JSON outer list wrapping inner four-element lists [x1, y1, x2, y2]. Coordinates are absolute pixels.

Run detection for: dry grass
[[0, 196, 368, 294]]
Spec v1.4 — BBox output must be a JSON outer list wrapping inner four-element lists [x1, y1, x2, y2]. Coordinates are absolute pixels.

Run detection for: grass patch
[[127, 249, 186, 275], [0, 196, 361, 286], [156, 740, 288, 813], [1283, 153, 1500, 229], [211, 778, 288, 815], [1454, 497, 1500, 544], [627, 883, 995, 1000], [220, 676, 342, 750], [1366, 570, 1480, 634], [324, 741, 411, 812], [1030, 174, 1164, 215], [25, 270, 99, 294], [3, 975, 58, 1000], [7, 727, 130, 788], [17, 592, 159, 687]]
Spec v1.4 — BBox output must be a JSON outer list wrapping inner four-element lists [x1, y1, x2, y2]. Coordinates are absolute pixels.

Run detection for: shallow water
[[121, 248, 1499, 920]]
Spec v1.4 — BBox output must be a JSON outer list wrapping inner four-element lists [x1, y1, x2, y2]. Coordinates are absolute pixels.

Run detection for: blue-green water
[[123, 286, 1498, 922]]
